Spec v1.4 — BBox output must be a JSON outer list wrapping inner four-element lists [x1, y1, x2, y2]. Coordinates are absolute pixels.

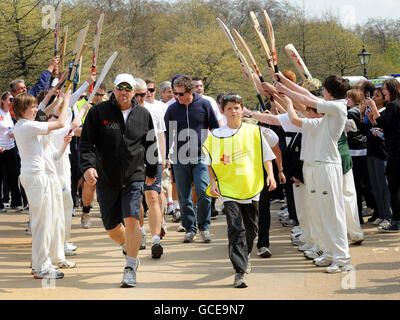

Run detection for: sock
[[141, 226, 146, 235], [167, 197, 173, 205], [152, 235, 160, 245], [125, 255, 138, 270], [120, 243, 127, 253], [82, 206, 91, 214], [173, 200, 180, 210]]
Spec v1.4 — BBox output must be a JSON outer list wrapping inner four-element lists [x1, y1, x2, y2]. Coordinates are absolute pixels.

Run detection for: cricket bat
[[249, 11, 273, 71], [262, 10, 279, 73], [64, 21, 91, 92], [216, 18, 266, 110], [59, 26, 68, 77], [73, 51, 118, 127], [89, 13, 105, 93], [54, 4, 62, 57], [232, 28, 265, 83], [284, 44, 312, 81]]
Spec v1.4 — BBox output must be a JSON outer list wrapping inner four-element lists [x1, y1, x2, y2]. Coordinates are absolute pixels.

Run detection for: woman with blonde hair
[[346, 88, 377, 224]]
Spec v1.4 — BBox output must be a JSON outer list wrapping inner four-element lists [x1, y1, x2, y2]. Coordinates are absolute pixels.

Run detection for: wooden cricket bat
[[65, 21, 91, 92], [89, 13, 105, 93], [262, 10, 279, 73], [73, 43, 87, 92], [54, 4, 62, 57], [249, 11, 273, 71], [232, 28, 265, 83], [59, 26, 68, 77], [216, 18, 266, 110], [284, 44, 312, 81]]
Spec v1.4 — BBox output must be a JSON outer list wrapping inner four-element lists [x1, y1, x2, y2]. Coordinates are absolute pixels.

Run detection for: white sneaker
[[25, 221, 32, 235], [177, 225, 186, 232], [64, 248, 77, 256], [66, 242, 77, 251], [313, 256, 333, 267], [291, 226, 302, 234], [256, 247, 271, 258], [379, 219, 391, 228], [372, 218, 383, 225], [325, 263, 354, 274], [199, 230, 212, 243], [58, 260, 76, 269], [298, 243, 313, 252], [304, 248, 323, 259]]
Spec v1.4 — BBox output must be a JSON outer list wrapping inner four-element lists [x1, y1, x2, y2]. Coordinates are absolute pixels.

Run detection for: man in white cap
[[80, 74, 159, 287]]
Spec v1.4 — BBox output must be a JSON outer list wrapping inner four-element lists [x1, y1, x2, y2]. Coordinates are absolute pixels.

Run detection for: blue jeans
[[172, 161, 211, 234]]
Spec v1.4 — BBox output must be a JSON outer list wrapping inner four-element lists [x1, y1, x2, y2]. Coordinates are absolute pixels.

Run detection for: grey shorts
[[96, 181, 144, 230]]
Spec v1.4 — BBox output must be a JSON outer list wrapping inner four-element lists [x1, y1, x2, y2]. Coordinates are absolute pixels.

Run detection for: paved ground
[[0, 200, 399, 300]]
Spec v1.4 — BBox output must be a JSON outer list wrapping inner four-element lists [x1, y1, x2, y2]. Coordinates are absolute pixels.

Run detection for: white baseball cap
[[114, 74, 136, 88]]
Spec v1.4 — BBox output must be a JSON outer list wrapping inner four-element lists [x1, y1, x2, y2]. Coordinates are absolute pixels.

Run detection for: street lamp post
[[358, 45, 371, 79]]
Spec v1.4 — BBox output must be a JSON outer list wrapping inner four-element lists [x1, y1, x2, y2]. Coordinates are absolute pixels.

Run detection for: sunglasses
[[223, 94, 242, 101], [147, 88, 155, 93], [135, 92, 146, 98], [115, 84, 133, 92], [173, 91, 186, 97], [80, 95, 88, 100]]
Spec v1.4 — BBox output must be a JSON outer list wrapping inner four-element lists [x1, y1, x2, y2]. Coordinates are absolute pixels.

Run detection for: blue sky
[[291, 0, 400, 26]]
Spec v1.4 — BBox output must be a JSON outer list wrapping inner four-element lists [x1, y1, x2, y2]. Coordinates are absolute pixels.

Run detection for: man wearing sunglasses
[[164, 75, 220, 244], [80, 74, 158, 288]]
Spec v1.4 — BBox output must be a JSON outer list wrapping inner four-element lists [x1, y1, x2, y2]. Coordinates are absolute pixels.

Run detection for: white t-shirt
[[13, 119, 48, 175], [277, 99, 346, 164], [0, 109, 15, 150], [121, 108, 132, 124], [206, 124, 276, 204], [144, 101, 166, 163], [202, 95, 223, 122], [147, 99, 168, 118], [261, 127, 279, 148]]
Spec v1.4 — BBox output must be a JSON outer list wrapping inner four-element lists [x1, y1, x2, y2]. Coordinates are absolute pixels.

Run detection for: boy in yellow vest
[[203, 94, 276, 288]]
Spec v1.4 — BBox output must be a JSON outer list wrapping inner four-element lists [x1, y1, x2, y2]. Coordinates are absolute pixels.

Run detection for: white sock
[[141, 226, 146, 235], [120, 243, 127, 253], [125, 256, 138, 270], [167, 198, 173, 205], [152, 235, 161, 245]]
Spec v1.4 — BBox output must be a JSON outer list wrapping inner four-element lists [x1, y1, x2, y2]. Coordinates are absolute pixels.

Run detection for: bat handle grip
[[257, 94, 266, 111], [259, 76, 264, 83]]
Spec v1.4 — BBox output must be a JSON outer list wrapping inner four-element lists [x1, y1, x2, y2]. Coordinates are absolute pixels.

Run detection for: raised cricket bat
[[216, 18, 266, 110], [262, 10, 279, 73], [54, 4, 62, 57], [65, 21, 91, 92], [232, 28, 265, 83], [73, 51, 118, 126], [285, 44, 312, 81], [59, 26, 68, 77], [89, 13, 105, 93], [249, 11, 273, 71], [73, 44, 87, 92]]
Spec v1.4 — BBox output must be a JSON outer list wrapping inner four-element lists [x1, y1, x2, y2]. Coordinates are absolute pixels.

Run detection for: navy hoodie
[[164, 93, 219, 163]]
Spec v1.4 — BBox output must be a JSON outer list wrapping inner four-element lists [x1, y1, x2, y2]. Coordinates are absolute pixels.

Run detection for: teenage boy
[[203, 94, 276, 288]]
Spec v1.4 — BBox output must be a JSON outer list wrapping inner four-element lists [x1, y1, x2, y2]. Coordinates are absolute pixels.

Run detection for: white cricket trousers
[[292, 182, 311, 244], [343, 169, 364, 241], [21, 174, 65, 272], [58, 175, 73, 245], [302, 162, 351, 265]]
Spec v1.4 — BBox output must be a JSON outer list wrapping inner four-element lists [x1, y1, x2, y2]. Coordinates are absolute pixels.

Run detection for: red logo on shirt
[[103, 120, 116, 125], [220, 154, 231, 165]]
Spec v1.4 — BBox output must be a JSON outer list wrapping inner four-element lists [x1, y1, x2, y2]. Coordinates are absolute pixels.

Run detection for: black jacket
[[284, 132, 304, 183], [376, 101, 400, 159], [80, 94, 158, 188], [347, 106, 367, 150]]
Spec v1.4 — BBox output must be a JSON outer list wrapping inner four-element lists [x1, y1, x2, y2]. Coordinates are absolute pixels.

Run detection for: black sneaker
[[151, 243, 163, 259], [378, 221, 400, 233], [211, 209, 219, 219]]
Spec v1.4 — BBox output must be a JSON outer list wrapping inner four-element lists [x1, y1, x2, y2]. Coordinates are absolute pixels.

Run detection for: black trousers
[[386, 157, 400, 222], [352, 155, 377, 222], [0, 147, 22, 207], [223, 201, 258, 273], [284, 181, 298, 222]]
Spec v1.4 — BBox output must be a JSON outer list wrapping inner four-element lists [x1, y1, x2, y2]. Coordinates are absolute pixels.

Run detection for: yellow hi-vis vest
[[202, 122, 264, 200]]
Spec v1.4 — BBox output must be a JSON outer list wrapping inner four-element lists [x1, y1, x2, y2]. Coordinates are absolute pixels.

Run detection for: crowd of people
[[1, 54, 400, 289]]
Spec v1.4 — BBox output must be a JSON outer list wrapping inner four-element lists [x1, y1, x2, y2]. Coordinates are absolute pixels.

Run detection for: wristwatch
[[278, 168, 284, 172], [52, 114, 59, 119], [249, 111, 254, 118]]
